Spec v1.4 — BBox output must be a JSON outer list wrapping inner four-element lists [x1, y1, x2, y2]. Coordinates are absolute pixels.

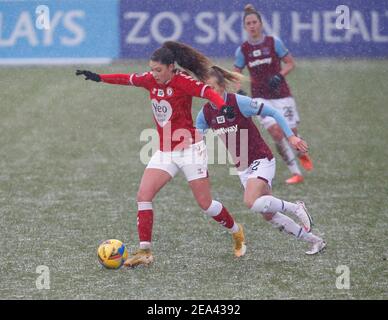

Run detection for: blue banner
[[0, 0, 386, 63], [119, 0, 388, 58], [0, 0, 119, 63]]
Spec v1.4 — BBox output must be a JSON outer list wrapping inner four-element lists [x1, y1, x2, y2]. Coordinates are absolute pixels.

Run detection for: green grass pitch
[[0, 59, 387, 299]]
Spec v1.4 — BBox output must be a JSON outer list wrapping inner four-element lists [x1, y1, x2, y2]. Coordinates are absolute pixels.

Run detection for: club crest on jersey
[[166, 87, 173, 96], [253, 49, 261, 57], [157, 89, 164, 97], [152, 88, 157, 95], [216, 116, 225, 124]]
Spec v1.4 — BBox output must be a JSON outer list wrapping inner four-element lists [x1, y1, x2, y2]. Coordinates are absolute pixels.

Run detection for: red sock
[[212, 206, 235, 229], [137, 210, 153, 243]]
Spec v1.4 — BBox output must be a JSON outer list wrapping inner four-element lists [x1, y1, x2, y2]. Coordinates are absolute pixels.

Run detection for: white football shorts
[[238, 157, 276, 189], [257, 97, 300, 130], [146, 140, 208, 181]]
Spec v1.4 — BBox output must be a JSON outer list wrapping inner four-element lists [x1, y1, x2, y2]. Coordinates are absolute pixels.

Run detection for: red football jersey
[[129, 70, 210, 151]]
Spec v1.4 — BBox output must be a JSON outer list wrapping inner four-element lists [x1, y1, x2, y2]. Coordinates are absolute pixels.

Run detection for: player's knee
[[268, 125, 284, 142], [243, 197, 255, 209], [273, 131, 284, 142], [250, 195, 272, 214], [198, 197, 212, 211], [262, 212, 274, 221]]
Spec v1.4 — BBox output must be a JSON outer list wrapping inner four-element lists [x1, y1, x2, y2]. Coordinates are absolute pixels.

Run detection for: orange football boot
[[285, 174, 304, 184], [299, 154, 314, 171]]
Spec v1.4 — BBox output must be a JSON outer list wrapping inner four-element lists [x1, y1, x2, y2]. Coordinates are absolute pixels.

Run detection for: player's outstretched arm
[[235, 94, 308, 153], [260, 104, 308, 152], [75, 70, 132, 85]]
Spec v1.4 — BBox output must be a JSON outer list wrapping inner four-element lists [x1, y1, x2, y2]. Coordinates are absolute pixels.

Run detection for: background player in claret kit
[[234, 4, 313, 185], [196, 66, 326, 254], [76, 41, 246, 267]]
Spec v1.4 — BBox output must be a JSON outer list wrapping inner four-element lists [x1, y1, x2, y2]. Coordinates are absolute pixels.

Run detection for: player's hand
[[288, 135, 308, 153], [75, 70, 101, 82], [236, 89, 248, 96], [221, 105, 235, 119], [268, 74, 283, 90]]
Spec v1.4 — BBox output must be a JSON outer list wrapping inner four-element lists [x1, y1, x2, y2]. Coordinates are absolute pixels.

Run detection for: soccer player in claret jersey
[[234, 4, 313, 185], [196, 66, 326, 254], [76, 41, 246, 267]]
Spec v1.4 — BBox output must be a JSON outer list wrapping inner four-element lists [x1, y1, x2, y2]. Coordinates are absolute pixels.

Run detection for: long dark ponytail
[[150, 41, 212, 82], [209, 65, 244, 89], [150, 41, 245, 87]]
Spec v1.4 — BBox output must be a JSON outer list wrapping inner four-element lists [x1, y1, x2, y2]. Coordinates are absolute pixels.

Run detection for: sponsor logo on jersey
[[248, 57, 272, 68], [216, 116, 225, 124], [151, 99, 172, 127], [213, 124, 238, 135]]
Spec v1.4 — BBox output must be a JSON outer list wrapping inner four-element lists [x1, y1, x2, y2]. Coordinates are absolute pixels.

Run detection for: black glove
[[236, 89, 248, 96], [268, 74, 283, 90], [75, 70, 101, 82], [221, 105, 235, 119]]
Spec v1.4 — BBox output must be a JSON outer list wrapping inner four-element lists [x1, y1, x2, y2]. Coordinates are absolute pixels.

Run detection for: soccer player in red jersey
[[234, 4, 314, 185], [76, 41, 246, 267], [196, 67, 326, 255]]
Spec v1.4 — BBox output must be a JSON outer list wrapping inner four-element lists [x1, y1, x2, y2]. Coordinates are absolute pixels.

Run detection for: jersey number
[[251, 160, 260, 171], [283, 106, 294, 121]]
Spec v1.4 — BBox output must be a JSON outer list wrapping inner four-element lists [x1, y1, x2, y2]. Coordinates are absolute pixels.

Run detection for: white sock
[[230, 223, 239, 233], [139, 242, 151, 249], [275, 138, 301, 175], [251, 195, 298, 215], [204, 200, 239, 233], [204, 200, 222, 217], [299, 230, 322, 243], [270, 213, 321, 243], [270, 212, 302, 237], [138, 202, 153, 210]]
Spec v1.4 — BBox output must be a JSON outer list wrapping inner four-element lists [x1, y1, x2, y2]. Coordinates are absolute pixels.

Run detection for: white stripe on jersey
[[200, 84, 209, 97], [129, 73, 135, 85]]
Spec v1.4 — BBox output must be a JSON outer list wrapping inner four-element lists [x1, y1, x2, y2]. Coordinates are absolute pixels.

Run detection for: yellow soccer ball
[[97, 239, 128, 269]]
